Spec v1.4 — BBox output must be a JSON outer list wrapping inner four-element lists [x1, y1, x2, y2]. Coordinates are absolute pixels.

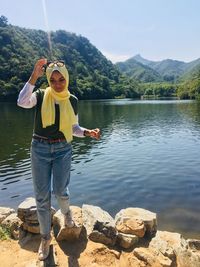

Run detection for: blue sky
[[1, 0, 200, 63]]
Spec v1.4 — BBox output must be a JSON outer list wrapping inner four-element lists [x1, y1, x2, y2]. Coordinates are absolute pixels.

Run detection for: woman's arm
[[72, 123, 86, 137], [72, 115, 100, 139], [72, 123, 100, 139], [17, 58, 47, 108], [17, 83, 37, 108]]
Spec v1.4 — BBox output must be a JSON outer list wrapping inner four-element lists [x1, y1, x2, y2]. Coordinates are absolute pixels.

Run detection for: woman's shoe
[[64, 210, 75, 228], [38, 236, 52, 261]]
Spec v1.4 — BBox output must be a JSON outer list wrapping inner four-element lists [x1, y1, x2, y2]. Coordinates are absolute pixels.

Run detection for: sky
[[1, 0, 200, 63]]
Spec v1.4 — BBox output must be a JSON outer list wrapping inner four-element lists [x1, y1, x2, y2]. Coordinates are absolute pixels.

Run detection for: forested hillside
[[1, 15, 200, 101], [117, 54, 200, 99], [0, 16, 140, 100]]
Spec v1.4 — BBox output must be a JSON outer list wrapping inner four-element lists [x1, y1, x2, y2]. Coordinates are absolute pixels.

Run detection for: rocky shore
[[0, 197, 200, 267]]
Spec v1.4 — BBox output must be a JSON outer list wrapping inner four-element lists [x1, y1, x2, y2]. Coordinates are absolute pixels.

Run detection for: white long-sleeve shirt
[[17, 82, 86, 138]]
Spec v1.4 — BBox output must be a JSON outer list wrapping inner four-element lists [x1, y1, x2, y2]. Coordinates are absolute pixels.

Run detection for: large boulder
[[53, 206, 83, 241], [150, 231, 200, 267], [115, 208, 157, 237], [82, 204, 117, 246], [17, 197, 55, 234]]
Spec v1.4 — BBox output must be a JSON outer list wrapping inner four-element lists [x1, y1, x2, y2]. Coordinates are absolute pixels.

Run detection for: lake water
[[1, 99, 200, 239]]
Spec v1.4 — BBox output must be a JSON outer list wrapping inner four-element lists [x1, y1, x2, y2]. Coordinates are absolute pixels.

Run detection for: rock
[[82, 204, 117, 246], [82, 204, 115, 235], [1, 213, 22, 239], [0, 207, 15, 223], [149, 231, 176, 261], [150, 231, 200, 267], [17, 197, 56, 234], [22, 222, 40, 234], [134, 247, 172, 267], [116, 217, 145, 237], [187, 239, 200, 251], [117, 232, 139, 249], [89, 230, 115, 246], [17, 197, 37, 221], [89, 221, 117, 246], [53, 206, 83, 241], [115, 207, 157, 237]]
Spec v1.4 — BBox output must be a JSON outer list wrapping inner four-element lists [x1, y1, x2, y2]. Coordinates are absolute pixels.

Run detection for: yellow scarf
[[41, 65, 77, 142]]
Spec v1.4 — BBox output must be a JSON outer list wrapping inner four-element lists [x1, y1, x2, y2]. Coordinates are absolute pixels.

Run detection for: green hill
[[0, 16, 141, 100], [118, 54, 200, 83], [116, 57, 162, 82]]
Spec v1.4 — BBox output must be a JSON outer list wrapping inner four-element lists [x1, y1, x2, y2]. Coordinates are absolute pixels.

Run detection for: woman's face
[[50, 71, 66, 92]]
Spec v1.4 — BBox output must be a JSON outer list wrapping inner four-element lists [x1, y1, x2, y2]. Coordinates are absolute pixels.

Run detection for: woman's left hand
[[85, 128, 101, 140]]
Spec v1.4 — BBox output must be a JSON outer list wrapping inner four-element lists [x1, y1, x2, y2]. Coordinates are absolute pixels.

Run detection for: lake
[[1, 99, 200, 239]]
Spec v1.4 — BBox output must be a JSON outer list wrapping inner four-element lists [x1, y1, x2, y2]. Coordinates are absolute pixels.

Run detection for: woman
[[17, 58, 100, 260]]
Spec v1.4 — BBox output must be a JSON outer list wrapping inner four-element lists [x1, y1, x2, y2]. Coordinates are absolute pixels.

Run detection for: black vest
[[33, 89, 78, 139]]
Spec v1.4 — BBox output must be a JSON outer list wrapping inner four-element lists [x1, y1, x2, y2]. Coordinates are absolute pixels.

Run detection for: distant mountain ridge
[[116, 54, 200, 82]]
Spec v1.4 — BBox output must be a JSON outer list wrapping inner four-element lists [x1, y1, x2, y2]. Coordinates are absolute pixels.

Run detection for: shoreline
[[1, 198, 200, 267]]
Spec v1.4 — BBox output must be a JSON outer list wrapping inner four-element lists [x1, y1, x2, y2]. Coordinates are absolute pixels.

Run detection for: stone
[[1, 213, 22, 239], [115, 207, 157, 237], [116, 217, 145, 237], [187, 239, 200, 251], [149, 231, 200, 267], [89, 221, 117, 246], [53, 206, 83, 241], [22, 222, 40, 234], [149, 231, 176, 261], [0, 207, 15, 223], [89, 230, 115, 246], [117, 232, 139, 249], [134, 247, 172, 267], [17, 197, 37, 221], [82, 204, 117, 246], [17, 197, 56, 233]]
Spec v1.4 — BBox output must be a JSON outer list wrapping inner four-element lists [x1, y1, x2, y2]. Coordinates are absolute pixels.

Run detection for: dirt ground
[[0, 233, 126, 267]]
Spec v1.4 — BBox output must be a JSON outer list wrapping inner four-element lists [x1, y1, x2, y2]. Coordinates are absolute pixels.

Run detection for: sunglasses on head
[[43, 60, 65, 70]]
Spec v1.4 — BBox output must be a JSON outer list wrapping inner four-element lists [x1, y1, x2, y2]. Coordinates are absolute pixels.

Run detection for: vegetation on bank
[[0, 225, 11, 240], [141, 82, 177, 98], [0, 15, 200, 101], [177, 70, 200, 99]]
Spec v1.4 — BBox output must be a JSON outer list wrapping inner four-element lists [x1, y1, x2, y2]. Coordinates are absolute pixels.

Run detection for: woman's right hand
[[28, 58, 47, 85]]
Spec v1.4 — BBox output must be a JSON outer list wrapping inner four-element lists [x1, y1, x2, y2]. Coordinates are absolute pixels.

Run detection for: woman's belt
[[32, 134, 66, 144]]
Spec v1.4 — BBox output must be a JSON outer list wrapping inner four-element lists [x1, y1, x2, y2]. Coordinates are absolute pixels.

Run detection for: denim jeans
[[31, 138, 72, 238]]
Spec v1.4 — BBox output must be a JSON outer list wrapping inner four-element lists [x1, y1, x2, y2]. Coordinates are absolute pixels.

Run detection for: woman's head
[[46, 61, 69, 92], [48, 70, 67, 92]]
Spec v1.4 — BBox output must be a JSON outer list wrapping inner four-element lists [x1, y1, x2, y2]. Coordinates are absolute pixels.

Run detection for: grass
[[0, 225, 11, 240]]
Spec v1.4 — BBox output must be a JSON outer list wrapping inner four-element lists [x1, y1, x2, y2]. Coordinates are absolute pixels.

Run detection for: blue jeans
[[31, 138, 72, 238]]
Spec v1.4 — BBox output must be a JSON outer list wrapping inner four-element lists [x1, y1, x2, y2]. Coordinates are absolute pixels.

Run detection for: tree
[[0, 16, 8, 27]]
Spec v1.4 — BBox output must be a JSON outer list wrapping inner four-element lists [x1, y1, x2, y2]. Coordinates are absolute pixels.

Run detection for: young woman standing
[[17, 58, 100, 260]]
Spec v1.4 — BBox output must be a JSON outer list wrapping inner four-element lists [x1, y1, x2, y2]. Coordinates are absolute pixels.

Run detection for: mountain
[[117, 54, 200, 82], [180, 59, 200, 81], [151, 59, 186, 80], [0, 16, 140, 100], [116, 57, 162, 82], [132, 54, 154, 66]]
